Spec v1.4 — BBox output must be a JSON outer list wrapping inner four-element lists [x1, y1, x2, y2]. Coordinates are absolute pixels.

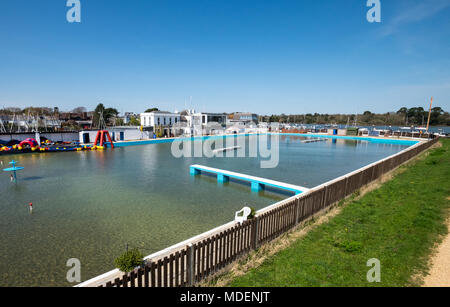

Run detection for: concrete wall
[[108, 128, 152, 142], [41, 132, 79, 142], [78, 131, 98, 144], [0, 133, 36, 142], [0, 132, 79, 143], [1, 129, 149, 145], [79, 128, 152, 144], [337, 129, 347, 136]]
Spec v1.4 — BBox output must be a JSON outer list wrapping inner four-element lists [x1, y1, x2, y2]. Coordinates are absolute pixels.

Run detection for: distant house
[[185, 112, 227, 127], [58, 112, 93, 128], [228, 112, 259, 125], [120, 112, 137, 125], [226, 124, 245, 134], [59, 112, 92, 122], [140, 111, 180, 128], [184, 111, 227, 136]]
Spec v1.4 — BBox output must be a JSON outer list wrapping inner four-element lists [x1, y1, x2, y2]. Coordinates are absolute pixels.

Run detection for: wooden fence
[[95, 137, 439, 287]]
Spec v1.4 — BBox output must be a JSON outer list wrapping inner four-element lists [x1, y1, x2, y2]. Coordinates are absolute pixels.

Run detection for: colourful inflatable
[[0, 140, 92, 155], [19, 138, 39, 149]]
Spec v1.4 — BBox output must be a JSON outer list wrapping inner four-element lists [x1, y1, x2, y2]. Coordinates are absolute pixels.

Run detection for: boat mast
[[10, 113, 16, 133], [426, 97, 433, 133]]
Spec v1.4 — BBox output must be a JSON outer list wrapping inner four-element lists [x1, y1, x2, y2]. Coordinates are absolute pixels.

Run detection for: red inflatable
[[94, 130, 115, 149], [19, 138, 39, 148]]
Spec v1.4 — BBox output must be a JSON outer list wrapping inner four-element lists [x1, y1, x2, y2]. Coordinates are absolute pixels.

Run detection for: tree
[[397, 107, 408, 125], [61, 120, 80, 131], [0, 107, 20, 115], [397, 107, 408, 115], [92, 104, 106, 128], [114, 118, 124, 126], [431, 107, 444, 115], [92, 104, 119, 128], [128, 117, 140, 126], [22, 107, 53, 116], [105, 108, 119, 124], [407, 107, 425, 125], [72, 107, 87, 113], [362, 111, 374, 124], [430, 107, 445, 125], [145, 108, 159, 113]]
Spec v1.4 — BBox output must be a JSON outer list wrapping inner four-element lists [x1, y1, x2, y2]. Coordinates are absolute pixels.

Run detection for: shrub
[[236, 207, 257, 220], [114, 248, 144, 273], [247, 207, 257, 219], [338, 241, 363, 253]]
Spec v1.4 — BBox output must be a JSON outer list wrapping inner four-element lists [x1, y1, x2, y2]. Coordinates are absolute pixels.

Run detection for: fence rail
[[84, 137, 439, 287]]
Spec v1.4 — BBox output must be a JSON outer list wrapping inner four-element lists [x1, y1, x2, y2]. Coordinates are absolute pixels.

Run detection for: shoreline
[[1, 132, 424, 157]]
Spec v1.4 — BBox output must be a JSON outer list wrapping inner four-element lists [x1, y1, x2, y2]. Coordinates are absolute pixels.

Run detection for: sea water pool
[[0, 135, 415, 286]]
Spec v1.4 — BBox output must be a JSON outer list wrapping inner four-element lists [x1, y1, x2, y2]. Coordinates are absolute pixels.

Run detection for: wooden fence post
[[321, 184, 328, 210], [187, 244, 194, 287], [343, 176, 349, 197], [251, 217, 259, 250]]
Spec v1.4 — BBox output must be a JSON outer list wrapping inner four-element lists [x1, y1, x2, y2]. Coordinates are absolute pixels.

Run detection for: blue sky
[[0, 0, 449, 115]]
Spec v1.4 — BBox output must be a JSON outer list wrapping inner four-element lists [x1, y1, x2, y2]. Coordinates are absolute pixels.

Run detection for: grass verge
[[227, 139, 450, 287]]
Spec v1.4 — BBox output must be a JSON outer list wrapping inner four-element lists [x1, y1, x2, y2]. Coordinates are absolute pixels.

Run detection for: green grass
[[229, 139, 450, 287]]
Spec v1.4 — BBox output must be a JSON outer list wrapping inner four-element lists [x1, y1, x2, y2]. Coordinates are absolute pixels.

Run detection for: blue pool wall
[[106, 133, 420, 148]]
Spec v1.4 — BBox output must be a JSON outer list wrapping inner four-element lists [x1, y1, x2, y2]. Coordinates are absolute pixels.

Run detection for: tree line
[[0, 104, 138, 130], [0, 106, 90, 116], [259, 107, 449, 126], [2, 105, 448, 127]]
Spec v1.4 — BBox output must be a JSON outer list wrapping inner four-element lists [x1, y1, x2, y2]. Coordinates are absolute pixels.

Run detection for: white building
[[183, 111, 227, 136], [121, 112, 137, 124], [186, 112, 227, 127], [140, 111, 180, 128]]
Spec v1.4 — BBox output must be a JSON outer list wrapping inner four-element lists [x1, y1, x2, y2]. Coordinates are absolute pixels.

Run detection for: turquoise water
[[0, 135, 411, 286]]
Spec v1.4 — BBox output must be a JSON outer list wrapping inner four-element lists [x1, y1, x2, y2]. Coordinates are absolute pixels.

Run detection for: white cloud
[[380, 0, 450, 37]]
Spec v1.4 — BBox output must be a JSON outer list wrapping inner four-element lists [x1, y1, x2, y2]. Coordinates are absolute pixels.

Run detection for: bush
[[247, 207, 257, 219], [237, 207, 257, 220], [336, 240, 363, 253], [114, 248, 144, 273]]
